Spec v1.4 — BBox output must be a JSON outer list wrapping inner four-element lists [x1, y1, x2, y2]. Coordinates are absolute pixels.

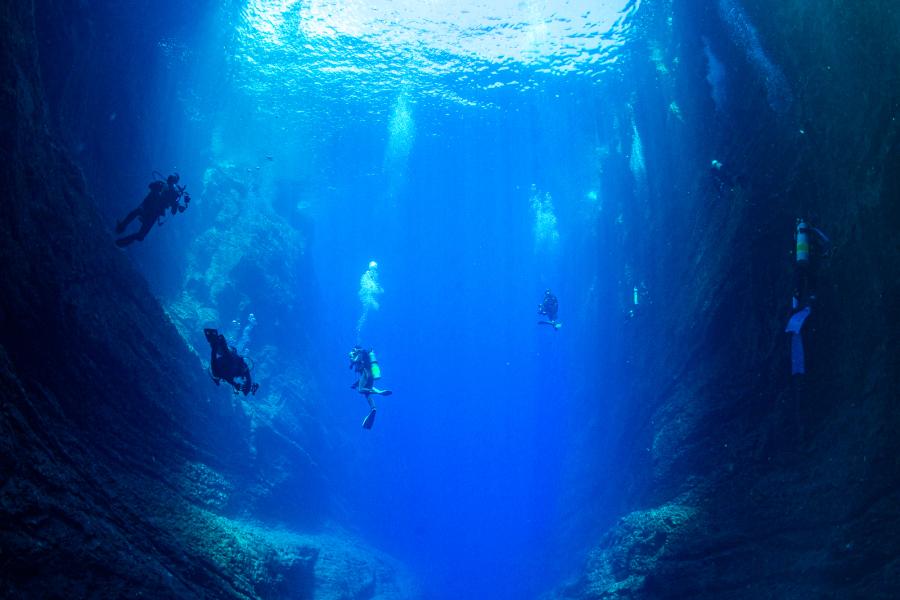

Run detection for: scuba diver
[[204, 328, 259, 396], [115, 172, 190, 247], [537, 289, 562, 330], [349, 345, 392, 429], [785, 218, 832, 380], [793, 217, 832, 310]]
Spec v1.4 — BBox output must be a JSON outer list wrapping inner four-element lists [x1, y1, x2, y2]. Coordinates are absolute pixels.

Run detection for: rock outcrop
[[165, 161, 325, 527]]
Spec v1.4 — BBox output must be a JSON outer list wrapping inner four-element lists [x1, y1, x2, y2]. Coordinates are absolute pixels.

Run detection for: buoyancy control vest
[[796, 219, 810, 264]]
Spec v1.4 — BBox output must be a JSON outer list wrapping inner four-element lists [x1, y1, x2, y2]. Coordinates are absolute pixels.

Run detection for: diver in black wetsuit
[[204, 328, 258, 396], [537, 289, 561, 330], [115, 173, 190, 247], [349, 345, 391, 429]]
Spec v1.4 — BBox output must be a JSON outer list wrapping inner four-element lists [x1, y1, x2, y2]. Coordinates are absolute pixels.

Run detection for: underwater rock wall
[[166, 161, 327, 527], [34, 0, 330, 528], [32, 0, 331, 528], [32, 0, 227, 296], [32, 0, 209, 215], [554, 1, 900, 597], [0, 3, 413, 597]]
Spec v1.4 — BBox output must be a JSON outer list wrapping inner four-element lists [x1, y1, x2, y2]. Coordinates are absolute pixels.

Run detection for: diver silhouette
[[537, 289, 562, 330], [115, 172, 190, 247], [204, 328, 259, 396]]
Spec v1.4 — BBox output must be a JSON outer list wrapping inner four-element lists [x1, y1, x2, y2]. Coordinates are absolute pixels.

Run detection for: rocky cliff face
[[0, 3, 413, 598], [553, 1, 900, 597]]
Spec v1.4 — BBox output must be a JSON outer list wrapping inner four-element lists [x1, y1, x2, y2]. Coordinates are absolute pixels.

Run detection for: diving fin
[[538, 320, 562, 330], [362, 408, 377, 429], [785, 306, 811, 334], [363, 387, 392, 396]]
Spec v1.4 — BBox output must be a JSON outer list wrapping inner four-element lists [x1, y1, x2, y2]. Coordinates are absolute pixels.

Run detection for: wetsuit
[[207, 330, 257, 395], [116, 181, 184, 247], [539, 293, 558, 322]]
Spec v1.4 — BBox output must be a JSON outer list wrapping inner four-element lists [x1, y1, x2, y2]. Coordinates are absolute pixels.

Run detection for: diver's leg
[[793, 264, 807, 308], [116, 217, 155, 246], [208, 364, 221, 386], [807, 261, 818, 304], [358, 372, 372, 393], [116, 207, 141, 233], [115, 233, 139, 247], [134, 217, 156, 242]]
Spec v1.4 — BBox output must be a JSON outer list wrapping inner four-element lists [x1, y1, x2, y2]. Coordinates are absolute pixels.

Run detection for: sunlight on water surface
[[235, 0, 639, 113]]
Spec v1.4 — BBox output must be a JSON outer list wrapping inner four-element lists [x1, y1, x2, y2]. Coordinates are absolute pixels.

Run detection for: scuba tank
[[369, 350, 382, 380], [633, 286, 639, 306], [796, 219, 810, 264]]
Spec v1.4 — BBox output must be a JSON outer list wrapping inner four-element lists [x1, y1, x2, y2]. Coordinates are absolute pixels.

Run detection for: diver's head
[[167, 173, 180, 186], [369, 260, 378, 270], [545, 289, 552, 296]]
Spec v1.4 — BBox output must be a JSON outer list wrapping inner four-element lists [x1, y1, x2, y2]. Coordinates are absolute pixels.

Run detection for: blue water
[[310, 91, 596, 599], [63, 0, 730, 596], [30, 0, 900, 595], [314, 117, 579, 597]]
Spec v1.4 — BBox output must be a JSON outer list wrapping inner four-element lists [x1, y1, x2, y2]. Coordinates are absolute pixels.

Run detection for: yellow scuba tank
[[369, 350, 381, 380], [796, 219, 810, 264]]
